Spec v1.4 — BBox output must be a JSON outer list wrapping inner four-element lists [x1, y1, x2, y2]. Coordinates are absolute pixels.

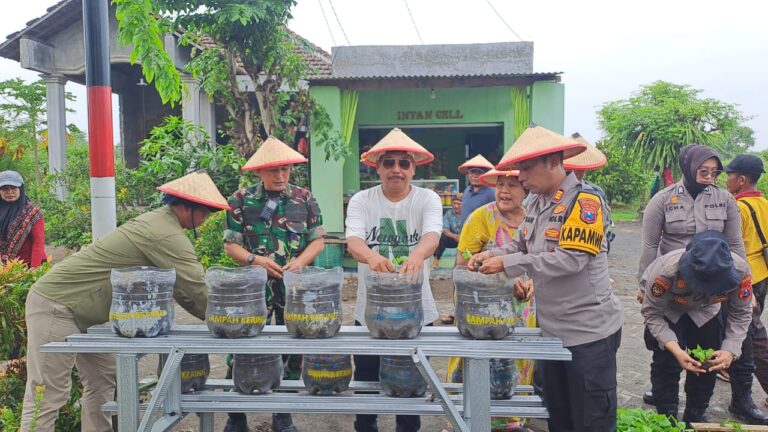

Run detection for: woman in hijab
[[0, 170, 45, 267], [637, 145, 750, 422]]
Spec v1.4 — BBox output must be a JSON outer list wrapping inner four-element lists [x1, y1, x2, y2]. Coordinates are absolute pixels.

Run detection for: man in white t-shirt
[[346, 128, 443, 432]]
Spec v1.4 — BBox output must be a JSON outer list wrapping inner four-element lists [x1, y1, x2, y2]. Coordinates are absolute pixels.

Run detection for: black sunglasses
[[380, 158, 413, 170]]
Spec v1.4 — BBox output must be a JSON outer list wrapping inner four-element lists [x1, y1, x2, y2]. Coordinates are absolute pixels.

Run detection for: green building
[[308, 42, 564, 237]]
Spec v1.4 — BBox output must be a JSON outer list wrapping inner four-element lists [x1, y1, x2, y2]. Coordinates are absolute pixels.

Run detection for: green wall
[[309, 86, 346, 233], [311, 82, 565, 234], [531, 81, 565, 133]]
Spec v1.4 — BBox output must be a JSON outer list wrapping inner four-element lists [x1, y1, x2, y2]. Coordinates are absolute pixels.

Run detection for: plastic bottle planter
[[284, 267, 343, 338], [453, 267, 516, 340], [301, 354, 353, 395], [232, 354, 283, 394], [489, 358, 517, 400], [205, 266, 268, 338], [365, 270, 424, 339], [379, 356, 427, 398], [110, 267, 175, 338], [157, 354, 210, 393]]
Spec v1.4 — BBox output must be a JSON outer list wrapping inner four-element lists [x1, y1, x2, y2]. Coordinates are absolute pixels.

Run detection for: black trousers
[[353, 321, 421, 432], [539, 330, 621, 432], [728, 279, 768, 395], [752, 280, 768, 393], [434, 234, 458, 259], [649, 314, 722, 410]]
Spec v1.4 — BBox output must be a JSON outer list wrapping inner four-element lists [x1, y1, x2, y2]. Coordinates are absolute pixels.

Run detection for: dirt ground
[[130, 221, 766, 431]]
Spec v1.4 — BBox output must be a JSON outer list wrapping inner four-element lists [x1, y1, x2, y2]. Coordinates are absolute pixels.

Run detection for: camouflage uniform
[[224, 183, 325, 378]]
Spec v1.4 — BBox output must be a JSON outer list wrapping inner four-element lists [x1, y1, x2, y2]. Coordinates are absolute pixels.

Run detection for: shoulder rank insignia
[[651, 277, 669, 297], [712, 295, 728, 304], [552, 189, 564, 203], [558, 191, 605, 256], [673, 295, 688, 305], [739, 275, 753, 300], [553, 204, 567, 215], [545, 228, 560, 239]]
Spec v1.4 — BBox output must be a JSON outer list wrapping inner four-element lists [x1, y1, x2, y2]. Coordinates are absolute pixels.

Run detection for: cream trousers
[[21, 290, 115, 432]]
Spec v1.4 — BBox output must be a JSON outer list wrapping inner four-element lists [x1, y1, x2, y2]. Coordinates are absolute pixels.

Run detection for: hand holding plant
[[664, 342, 706, 375], [706, 350, 735, 372]]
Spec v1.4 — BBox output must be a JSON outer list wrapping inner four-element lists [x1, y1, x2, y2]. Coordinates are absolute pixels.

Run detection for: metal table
[[42, 325, 571, 432]]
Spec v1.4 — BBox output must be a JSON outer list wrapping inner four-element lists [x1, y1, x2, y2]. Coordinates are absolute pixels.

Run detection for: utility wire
[[485, 0, 524, 41], [403, 0, 424, 44], [327, 0, 351, 45], [317, 0, 337, 46]]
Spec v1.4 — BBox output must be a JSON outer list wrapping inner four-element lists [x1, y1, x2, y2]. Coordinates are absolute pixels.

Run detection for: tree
[[0, 79, 75, 183], [598, 81, 755, 176], [113, 0, 340, 158]]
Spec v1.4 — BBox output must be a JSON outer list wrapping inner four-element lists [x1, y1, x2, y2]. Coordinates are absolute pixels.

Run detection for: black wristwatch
[[246, 254, 256, 265]]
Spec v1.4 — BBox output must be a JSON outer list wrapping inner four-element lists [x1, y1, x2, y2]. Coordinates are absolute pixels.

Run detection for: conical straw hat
[[563, 133, 607, 171], [242, 136, 308, 171], [479, 169, 520, 187], [360, 128, 434, 167], [496, 124, 586, 170], [458, 154, 494, 174], [157, 170, 230, 210]]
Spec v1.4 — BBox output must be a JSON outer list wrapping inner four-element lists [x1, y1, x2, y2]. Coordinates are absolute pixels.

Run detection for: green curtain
[[510, 86, 531, 140], [340, 90, 359, 147]]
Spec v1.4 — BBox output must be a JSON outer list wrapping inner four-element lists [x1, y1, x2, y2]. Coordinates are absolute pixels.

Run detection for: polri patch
[[740, 275, 753, 300], [545, 228, 560, 239], [578, 197, 600, 224], [552, 189, 564, 203]]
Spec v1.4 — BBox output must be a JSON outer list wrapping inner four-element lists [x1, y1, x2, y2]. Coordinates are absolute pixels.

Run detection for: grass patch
[[611, 204, 642, 222]]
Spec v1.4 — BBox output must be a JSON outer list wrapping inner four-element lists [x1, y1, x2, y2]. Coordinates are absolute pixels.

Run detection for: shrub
[[192, 210, 236, 268], [587, 140, 655, 206], [0, 259, 50, 360]]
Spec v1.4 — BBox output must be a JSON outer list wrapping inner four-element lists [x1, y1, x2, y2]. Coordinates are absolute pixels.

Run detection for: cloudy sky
[[1, 0, 766, 148]]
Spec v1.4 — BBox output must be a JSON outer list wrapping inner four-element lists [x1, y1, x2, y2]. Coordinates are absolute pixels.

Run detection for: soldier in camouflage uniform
[[223, 137, 326, 432]]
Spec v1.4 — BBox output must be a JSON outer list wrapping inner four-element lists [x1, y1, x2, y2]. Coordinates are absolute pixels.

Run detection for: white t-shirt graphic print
[[345, 185, 443, 325]]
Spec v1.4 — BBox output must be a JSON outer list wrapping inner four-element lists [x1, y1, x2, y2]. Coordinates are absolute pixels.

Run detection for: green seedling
[[391, 256, 408, 266], [686, 345, 715, 363]]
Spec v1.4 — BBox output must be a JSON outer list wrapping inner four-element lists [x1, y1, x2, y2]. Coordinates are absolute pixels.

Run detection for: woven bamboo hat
[[496, 124, 586, 170], [242, 136, 308, 172], [479, 169, 520, 187], [458, 154, 494, 174], [563, 133, 607, 171], [157, 170, 230, 210], [360, 128, 434, 167]]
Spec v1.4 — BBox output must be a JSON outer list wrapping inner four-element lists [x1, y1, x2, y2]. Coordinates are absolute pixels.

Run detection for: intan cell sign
[[396, 110, 465, 121]]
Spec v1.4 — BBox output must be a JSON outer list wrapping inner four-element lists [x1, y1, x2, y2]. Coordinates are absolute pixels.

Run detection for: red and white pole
[[83, 0, 116, 239]]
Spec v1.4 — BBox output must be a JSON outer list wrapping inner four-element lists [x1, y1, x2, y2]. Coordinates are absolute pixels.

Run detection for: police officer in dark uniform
[[641, 230, 752, 423]]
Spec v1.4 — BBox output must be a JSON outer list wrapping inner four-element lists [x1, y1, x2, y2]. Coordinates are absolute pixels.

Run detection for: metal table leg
[[199, 413, 214, 432], [463, 357, 491, 431], [411, 348, 469, 432], [116, 354, 139, 432], [137, 347, 184, 432]]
